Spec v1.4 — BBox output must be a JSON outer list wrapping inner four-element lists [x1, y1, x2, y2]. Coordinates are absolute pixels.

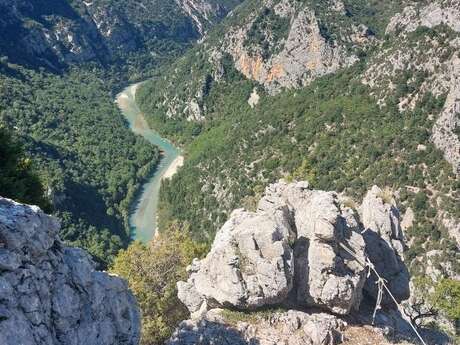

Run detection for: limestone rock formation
[[152, 0, 376, 122], [360, 186, 410, 304], [176, 0, 227, 35], [386, 2, 460, 34], [167, 309, 346, 345], [0, 197, 140, 345], [259, 182, 367, 315], [431, 56, 460, 176], [178, 181, 408, 318], [180, 206, 295, 313]]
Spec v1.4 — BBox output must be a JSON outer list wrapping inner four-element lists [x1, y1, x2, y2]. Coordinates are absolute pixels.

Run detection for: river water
[[116, 83, 180, 242]]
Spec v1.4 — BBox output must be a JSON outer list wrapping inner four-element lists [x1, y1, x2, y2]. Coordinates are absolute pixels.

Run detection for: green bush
[[0, 127, 50, 211], [111, 223, 207, 345]]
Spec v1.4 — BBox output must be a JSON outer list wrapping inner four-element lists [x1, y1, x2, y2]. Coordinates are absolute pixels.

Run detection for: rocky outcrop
[[386, 2, 460, 34], [178, 181, 409, 318], [178, 205, 295, 313], [440, 210, 460, 248], [176, 0, 227, 35], [168, 306, 456, 345], [223, 2, 362, 94], [167, 309, 346, 345], [431, 55, 460, 176], [170, 182, 460, 344], [0, 197, 140, 345], [259, 182, 367, 315], [360, 186, 410, 304]]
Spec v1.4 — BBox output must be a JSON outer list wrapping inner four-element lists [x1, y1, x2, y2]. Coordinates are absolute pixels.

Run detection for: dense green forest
[[0, 61, 159, 265], [0, 0, 246, 267], [148, 61, 459, 259]]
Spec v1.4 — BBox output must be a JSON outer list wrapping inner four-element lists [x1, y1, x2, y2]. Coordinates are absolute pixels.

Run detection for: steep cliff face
[[0, 197, 140, 345], [222, 0, 362, 94], [0, 0, 242, 69]]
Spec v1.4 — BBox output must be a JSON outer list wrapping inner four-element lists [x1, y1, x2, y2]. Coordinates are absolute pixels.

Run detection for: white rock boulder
[[0, 197, 140, 345]]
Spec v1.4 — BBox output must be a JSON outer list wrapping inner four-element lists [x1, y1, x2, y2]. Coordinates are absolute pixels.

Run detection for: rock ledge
[[0, 197, 140, 345]]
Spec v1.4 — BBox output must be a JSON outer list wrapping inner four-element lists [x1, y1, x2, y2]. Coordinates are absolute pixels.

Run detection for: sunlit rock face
[[178, 181, 408, 317], [0, 197, 141, 345]]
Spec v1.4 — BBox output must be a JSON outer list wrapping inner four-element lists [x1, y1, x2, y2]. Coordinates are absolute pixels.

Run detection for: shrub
[[110, 223, 207, 345], [431, 279, 460, 322], [413, 192, 428, 211], [0, 127, 50, 211]]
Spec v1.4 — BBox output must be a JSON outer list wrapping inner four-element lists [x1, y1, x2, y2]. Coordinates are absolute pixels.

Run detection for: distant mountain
[[0, 0, 242, 69]]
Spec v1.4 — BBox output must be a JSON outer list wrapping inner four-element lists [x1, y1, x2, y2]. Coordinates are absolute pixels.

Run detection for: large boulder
[[0, 197, 140, 345], [178, 181, 376, 316], [259, 182, 366, 315], [180, 205, 295, 313], [359, 186, 410, 304]]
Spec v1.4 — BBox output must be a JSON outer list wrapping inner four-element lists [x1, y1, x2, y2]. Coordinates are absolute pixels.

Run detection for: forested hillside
[[0, 0, 243, 265]]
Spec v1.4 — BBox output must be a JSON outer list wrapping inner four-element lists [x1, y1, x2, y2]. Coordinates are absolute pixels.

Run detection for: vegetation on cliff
[[136, 0, 460, 332], [111, 222, 207, 345], [0, 0, 246, 266]]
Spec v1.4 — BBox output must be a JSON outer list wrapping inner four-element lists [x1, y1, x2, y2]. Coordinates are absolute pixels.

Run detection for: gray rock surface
[[178, 181, 407, 317], [259, 182, 366, 315], [440, 210, 460, 248], [431, 55, 460, 176], [168, 307, 455, 345], [360, 186, 410, 304], [386, 2, 460, 34], [0, 197, 140, 345], [167, 308, 346, 345], [182, 206, 295, 313]]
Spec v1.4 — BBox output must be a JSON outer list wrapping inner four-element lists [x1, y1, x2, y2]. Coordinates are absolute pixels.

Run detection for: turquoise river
[[116, 83, 181, 242]]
